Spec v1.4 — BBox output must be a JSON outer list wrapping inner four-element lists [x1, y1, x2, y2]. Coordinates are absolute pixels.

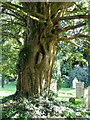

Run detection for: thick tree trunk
[[16, 40, 57, 97], [16, 3, 58, 97], [16, 31, 57, 97]]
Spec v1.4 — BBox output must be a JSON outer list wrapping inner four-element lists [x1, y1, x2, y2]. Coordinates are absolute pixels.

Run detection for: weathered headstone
[[84, 86, 90, 108], [76, 82, 84, 98], [50, 79, 57, 93], [72, 77, 78, 88]]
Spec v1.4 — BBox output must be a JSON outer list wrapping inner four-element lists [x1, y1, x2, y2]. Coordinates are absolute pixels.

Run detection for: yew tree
[[1, 1, 90, 97]]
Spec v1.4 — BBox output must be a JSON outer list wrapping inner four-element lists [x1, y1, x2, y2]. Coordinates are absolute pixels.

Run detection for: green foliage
[[62, 109, 76, 118], [1, 7, 24, 79], [59, 75, 70, 88], [52, 2, 89, 89], [68, 66, 88, 87], [1, 93, 88, 119], [53, 41, 88, 88], [1, 38, 20, 79]]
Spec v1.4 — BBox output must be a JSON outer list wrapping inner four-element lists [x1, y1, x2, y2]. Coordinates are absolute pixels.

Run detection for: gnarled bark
[[16, 3, 58, 97], [17, 42, 57, 97]]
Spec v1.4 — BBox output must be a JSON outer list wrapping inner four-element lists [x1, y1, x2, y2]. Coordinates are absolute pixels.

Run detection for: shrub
[[68, 66, 88, 88]]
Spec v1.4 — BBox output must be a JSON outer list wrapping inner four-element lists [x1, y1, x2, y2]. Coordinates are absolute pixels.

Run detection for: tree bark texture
[[16, 3, 59, 97]]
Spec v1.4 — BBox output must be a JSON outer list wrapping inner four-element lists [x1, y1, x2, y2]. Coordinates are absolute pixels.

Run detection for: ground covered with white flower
[[0, 92, 90, 119]]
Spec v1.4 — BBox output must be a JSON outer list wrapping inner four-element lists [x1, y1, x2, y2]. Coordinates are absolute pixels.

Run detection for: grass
[[60, 88, 75, 91], [58, 88, 76, 98], [0, 83, 84, 107], [0, 82, 16, 99], [57, 87, 84, 107], [0, 82, 16, 92]]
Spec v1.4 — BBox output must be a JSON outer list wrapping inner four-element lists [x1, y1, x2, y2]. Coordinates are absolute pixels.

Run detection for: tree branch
[[53, 15, 90, 24], [58, 34, 90, 41], [58, 34, 90, 51], [1, 4, 26, 22], [55, 23, 86, 34], [2, 2, 46, 19], [3, 11, 25, 22], [63, 40, 90, 52], [51, 2, 73, 16], [1, 2, 46, 23]]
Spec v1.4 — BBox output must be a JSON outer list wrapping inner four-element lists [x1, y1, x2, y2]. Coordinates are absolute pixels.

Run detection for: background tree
[[1, 1, 90, 97], [53, 40, 88, 88], [0, 8, 23, 87], [52, 2, 90, 89]]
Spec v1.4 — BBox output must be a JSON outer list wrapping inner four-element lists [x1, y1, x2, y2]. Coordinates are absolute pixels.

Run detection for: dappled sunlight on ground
[[0, 91, 15, 96], [57, 88, 76, 101], [0, 82, 16, 97]]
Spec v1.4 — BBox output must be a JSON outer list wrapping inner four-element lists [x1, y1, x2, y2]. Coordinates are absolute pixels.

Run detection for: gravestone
[[72, 77, 78, 88], [76, 82, 84, 98], [50, 79, 57, 93], [84, 86, 90, 108]]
